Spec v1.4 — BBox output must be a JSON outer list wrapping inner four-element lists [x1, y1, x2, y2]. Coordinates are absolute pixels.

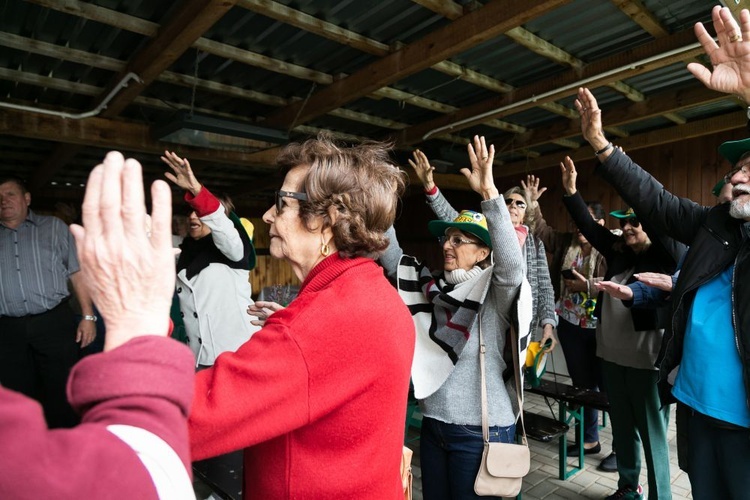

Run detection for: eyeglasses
[[275, 190, 308, 213], [505, 199, 527, 210], [439, 235, 480, 248], [724, 163, 750, 183], [618, 217, 640, 229]]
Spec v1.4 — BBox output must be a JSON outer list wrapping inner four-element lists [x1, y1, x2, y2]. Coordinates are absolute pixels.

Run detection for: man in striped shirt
[[0, 176, 95, 428]]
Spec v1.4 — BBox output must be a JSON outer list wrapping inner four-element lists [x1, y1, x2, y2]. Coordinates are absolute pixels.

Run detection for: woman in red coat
[[189, 135, 416, 499]]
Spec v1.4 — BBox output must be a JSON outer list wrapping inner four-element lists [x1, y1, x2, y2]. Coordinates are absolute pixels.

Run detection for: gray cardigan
[[380, 195, 527, 426]]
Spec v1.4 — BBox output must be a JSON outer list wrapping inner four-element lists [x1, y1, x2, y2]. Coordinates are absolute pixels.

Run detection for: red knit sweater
[[189, 253, 415, 499]]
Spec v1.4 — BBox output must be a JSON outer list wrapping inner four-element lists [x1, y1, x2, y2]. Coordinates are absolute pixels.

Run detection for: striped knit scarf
[[398, 255, 532, 399]]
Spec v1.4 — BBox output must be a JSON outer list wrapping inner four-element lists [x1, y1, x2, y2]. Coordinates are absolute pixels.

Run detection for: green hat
[[719, 137, 750, 166], [428, 210, 491, 248], [712, 178, 727, 198], [609, 207, 636, 219]]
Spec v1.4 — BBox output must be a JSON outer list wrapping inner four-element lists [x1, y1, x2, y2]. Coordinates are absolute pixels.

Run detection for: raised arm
[[162, 151, 247, 262], [407, 150, 459, 222], [560, 156, 618, 258], [522, 174, 566, 254]]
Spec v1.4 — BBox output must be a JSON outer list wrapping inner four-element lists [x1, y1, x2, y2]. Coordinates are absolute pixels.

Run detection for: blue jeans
[[420, 416, 516, 500]]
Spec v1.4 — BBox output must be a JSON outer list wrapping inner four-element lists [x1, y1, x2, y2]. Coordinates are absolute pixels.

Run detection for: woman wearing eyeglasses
[[408, 151, 558, 355], [381, 136, 531, 500], [560, 152, 685, 500], [161, 151, 259, 368], [188, 135, 415, 499]]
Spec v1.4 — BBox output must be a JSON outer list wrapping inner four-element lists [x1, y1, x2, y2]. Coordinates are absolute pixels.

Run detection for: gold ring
[[482, 156, 489, 161], [730, 32, 743, 43]]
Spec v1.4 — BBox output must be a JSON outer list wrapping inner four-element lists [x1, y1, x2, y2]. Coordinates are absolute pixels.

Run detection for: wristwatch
[[82, 314, 98, 322]]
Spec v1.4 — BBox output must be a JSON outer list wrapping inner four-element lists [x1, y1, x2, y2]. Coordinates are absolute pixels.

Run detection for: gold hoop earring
[[320, 242, 331, 257]]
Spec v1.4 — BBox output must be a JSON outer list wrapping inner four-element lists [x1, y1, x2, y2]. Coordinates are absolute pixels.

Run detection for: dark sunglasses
[[275, 190, 308, 212], [618, 217, 640, 229], [505, 199, 527, 209]]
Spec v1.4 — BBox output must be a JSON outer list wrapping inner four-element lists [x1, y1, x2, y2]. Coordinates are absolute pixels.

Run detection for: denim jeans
[[420, 416, 516, 500]]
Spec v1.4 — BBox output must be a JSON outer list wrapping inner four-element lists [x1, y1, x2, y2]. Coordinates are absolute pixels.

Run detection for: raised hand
[[574, 88, 610, 154], [407, 149, 436, 191], [521, 174, 547, 203], [688, 6, 750, 104], [462, 135, 498, 200], [161, 150, 202, 196], [560, 156, 578, 196], [69, 152, 174, 351], [594, 280, 634, 301]]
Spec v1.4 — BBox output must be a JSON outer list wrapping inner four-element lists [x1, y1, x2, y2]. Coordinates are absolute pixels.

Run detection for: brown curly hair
[[276, 134, 406, 259]]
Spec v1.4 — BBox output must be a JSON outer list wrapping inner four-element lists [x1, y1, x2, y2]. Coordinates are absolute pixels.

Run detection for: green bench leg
[[558, 403, 585, 480]]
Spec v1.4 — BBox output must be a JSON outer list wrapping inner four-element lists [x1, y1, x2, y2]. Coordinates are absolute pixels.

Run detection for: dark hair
[[586, 201, 605, 221], [214, 192, 235, 216], [276, 134, 406, 259], [0, 175, 29, 194]]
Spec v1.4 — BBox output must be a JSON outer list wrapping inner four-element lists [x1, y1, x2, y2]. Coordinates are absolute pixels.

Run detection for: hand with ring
[[688, 6, 750, 104]]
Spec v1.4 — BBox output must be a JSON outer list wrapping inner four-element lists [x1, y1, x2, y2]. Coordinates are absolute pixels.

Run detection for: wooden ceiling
[[1, 0, 748, 212]]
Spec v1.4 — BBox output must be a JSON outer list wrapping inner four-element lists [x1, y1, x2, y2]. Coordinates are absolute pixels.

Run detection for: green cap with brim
[[428, 210, 492, 248], [609, 207, 636, 219], [718, 137, 750, 166]]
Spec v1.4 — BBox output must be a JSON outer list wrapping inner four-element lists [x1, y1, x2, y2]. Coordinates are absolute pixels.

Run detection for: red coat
[[190, 253, 415, 499], [0, 337, 194, 499]]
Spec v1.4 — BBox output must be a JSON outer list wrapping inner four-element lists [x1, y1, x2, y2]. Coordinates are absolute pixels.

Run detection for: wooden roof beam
[[263, 0, 571, 129], [395, 27, 702, 146]]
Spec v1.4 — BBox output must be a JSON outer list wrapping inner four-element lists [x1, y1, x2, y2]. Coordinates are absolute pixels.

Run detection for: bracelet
[[594, 142, 613, 156], [82, 314, 98, 322]]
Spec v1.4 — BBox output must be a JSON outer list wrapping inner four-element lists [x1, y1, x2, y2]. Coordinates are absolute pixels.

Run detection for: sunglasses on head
[[619, 217, 640, 229], [505, 199, 527, 209], [275, 190, 308, 213]]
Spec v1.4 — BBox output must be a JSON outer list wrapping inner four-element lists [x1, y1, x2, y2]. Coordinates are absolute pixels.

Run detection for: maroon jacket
[[0, 336, 194, 499]]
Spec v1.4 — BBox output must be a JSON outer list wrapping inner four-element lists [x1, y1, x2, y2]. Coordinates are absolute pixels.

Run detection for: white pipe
[[0, 72, 143, 119], [423, 42, 702, 140]]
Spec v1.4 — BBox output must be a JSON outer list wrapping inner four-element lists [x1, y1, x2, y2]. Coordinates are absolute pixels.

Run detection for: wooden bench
[[523, 411, 569, 442], [527, 378, 610, 480]]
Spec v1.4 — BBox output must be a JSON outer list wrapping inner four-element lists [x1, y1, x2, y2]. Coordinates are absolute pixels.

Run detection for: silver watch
[[82, 314, 98, 322]]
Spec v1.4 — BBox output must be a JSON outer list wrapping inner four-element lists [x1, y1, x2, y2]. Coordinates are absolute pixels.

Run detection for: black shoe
[[566, 442, 601, 455], [597, 452, 617, 472]]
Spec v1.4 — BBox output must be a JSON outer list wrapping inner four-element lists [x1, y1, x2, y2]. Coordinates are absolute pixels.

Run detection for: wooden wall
[[241, 129, 743, 293]]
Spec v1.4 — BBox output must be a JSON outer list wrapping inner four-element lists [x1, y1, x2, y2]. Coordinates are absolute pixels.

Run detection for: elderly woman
[[188, 136, 415, 499], [409, 150, 557, 354], [524, 175, 610, 460], [560, 150, 685, 500], [161, 151, 259, 368], [381, 136, 530, 500]]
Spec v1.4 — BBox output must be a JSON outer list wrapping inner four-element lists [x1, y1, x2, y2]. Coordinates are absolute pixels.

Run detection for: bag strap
[[478, 315, 527, 446]]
